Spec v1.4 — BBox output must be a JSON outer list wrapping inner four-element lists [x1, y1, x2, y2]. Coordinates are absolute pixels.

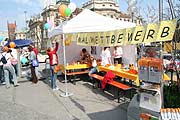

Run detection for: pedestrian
[[167, 59, 176, 81], [28, 45, 38, 84], [9, 48, 18, 76], [30, 44, 39, 77], [0, 50, 5, 85], [112, 46, 123, 64], [101, 47, 112, 66], [1, 46, 19, 88], [47, 42, 59, 91]]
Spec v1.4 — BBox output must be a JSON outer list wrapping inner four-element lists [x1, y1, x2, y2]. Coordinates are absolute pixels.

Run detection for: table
[[58, 63, 91, 84], [98, 65, 170, 87], [58, 63, 90, 72]]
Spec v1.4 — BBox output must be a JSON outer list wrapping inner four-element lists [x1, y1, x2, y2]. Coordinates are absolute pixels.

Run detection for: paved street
[[0, 63, 129, 120]]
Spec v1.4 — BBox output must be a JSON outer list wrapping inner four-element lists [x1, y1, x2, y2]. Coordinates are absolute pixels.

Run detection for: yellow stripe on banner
[[131, 25, 146, 44], [109, 31, 116, 47], [72, 34, 77, 41], [103, 31, 112, 47], [99, 32, 106, 46], [77, 33, 84, 45], [115, 29, 124, 46], [75, 19, 177, 46], [124, 28, 135, 45], [88, 32, 95, 46], [143, 23, 159, 43], [156, 19, 177, 42]]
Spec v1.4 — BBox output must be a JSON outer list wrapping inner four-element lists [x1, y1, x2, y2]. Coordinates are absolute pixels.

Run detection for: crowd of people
[[0, 43, 124, 90], [79, 46, 123, 81], [0, 46, 19, 88]]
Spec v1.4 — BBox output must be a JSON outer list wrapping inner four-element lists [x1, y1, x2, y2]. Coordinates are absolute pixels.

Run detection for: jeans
[[13, 64, 18, 77], [35, 67, 38, 77], [0, 65, 4, 83], [88, 67, 97, 80], [50, 65, 57, 89], [30, 65, 38, 83], [3, 65, 18, 87]]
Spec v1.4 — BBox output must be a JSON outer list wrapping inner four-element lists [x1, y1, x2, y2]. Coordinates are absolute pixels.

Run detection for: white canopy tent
[[48, 9, 136, 97], [49, 9, 137, 65], [48, 9, 135, 37]]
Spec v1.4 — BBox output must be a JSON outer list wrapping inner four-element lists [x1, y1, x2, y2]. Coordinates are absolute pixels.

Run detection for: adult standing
[[0, 51, 5, 84], [28, 46, 38, 84], [47, 42, 59, 90], [101, 47, 112, 66], [112, 46, 123, 64], [30, 44, 39, 77], [1, 47, 19, 88], [9, 48, 18, 76]]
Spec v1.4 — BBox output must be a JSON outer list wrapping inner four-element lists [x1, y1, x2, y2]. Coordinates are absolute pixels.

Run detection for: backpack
[[0, 54, 7, 64]]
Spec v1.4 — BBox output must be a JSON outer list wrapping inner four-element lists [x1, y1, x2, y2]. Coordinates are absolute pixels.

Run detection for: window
[[102, 4, 105, 6]]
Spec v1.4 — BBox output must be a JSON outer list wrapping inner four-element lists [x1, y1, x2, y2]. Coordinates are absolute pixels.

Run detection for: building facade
[[28, 0, 141, 51], [82, 0, 141, 25], [7, 21, 16, 40], [15, 31, 26, 39], [28, 14, 43, 51]]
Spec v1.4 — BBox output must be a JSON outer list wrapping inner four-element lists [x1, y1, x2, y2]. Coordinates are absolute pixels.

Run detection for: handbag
[[32, 59, 39, 67], [11, 58, 18, 65]]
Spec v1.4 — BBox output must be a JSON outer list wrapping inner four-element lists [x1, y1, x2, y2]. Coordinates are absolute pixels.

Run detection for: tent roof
[[48, 9, 136, 38], [6, 39, 33, 48]]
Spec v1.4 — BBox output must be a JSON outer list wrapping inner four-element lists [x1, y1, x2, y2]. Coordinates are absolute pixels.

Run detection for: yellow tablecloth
[[58, 64, 90, 72], [98, 65, 170, 87]]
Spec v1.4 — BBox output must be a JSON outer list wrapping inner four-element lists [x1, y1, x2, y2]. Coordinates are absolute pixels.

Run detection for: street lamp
[[24, 11, 27, 31]]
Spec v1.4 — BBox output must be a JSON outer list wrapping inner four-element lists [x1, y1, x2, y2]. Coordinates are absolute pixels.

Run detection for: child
[[88, 56, 98, 81]]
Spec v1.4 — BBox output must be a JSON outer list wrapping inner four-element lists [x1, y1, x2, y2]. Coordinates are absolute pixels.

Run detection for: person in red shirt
[[47, 42, 59, 90]]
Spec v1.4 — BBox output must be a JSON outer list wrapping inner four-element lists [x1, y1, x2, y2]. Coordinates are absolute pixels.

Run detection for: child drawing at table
[[88, 56, 98, 81]]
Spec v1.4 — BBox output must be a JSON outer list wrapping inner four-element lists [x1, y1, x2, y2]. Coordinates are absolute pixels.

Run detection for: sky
[[0, 0, 179, 31]]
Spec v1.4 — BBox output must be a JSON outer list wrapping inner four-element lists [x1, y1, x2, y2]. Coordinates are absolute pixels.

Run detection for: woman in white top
[[1, 47, 19, 88], [9, 48, 18, 76], [101, 47, 112, 66], [113, 46, 123, 64]]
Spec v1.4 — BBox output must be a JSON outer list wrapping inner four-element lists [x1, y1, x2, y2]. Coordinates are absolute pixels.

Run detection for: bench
[[65, 70, 89, 84], [66, 70, 89, 76], [89, 74, 132, 103]]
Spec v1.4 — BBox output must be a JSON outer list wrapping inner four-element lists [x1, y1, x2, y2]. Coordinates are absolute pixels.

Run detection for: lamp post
[[24, 11, 27, 39]]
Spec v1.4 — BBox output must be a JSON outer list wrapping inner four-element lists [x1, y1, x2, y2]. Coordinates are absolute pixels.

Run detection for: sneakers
[[53, 87, 59, 91], [14, 83, 20, 87], [6, 86, 10, 89], [1, 82, 6, 85]]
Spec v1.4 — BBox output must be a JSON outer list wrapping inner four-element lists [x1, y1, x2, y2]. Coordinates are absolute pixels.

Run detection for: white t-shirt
[[101, 49, 111, 66], [2, 52, 12, 65], [11, 48, 18, 59], [113, 47, 123, 58], [92, 60, 97, 67]]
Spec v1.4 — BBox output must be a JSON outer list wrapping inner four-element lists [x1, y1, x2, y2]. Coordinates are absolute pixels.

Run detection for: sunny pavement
[[0, 63, 129, 120]]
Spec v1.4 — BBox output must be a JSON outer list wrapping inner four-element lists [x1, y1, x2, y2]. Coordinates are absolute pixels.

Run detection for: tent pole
[[17, 48, 21, 78], [60, 33, 73, 97]]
